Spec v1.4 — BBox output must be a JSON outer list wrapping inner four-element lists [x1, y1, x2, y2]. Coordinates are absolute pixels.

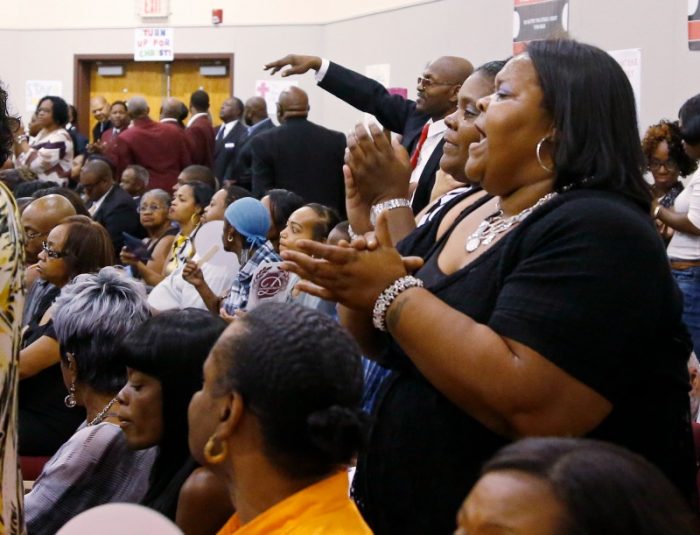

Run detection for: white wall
[[0, 0, 439, 28], [1, 0, 699, 135]]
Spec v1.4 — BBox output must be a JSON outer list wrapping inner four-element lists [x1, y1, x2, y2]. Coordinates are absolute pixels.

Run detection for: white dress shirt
[[88, 186, 113, 217], [217, 120, 238, 140], [410, 119, 447, 184]]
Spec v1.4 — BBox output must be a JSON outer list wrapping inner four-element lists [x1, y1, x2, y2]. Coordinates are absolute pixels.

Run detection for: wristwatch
[[370, 198, 411, 227]]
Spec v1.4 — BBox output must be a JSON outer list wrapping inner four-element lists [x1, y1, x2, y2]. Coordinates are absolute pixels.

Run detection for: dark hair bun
[[306, 405, 369, 464]]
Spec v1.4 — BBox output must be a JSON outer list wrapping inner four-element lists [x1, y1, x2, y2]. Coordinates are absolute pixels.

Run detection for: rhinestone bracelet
[[347, 224, 360, 241], [372, 275, 424, 332]]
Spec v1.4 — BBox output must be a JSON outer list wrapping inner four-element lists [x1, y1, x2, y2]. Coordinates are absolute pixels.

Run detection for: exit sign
[[138, 0, 170, 18]]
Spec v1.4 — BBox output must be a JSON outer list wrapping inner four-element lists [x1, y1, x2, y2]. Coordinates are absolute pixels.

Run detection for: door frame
[[74, 53, 234, 135]]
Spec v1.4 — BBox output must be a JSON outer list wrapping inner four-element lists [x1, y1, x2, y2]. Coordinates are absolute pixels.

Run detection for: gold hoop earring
[[227, 234, 234, 243], [536, 136, 555, 173], [190, 212, 201, 225], [204, 435, 228, 465]]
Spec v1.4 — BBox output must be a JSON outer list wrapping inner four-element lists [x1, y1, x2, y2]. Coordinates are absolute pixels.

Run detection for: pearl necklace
[[88, 396, 119, 427], [466, 192, 558, 253]]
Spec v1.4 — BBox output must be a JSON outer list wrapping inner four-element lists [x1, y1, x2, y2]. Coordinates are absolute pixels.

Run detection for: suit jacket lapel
[[92, 186, 116, 221], [214, 126, 226, 155]]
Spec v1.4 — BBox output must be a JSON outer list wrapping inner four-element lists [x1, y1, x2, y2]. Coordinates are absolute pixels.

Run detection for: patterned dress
[[17, 128, 73, 186], [0, 182, 26, 535]]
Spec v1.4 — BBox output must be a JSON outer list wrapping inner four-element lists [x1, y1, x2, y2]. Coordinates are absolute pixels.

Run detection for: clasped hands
[[281, 121, 422, 313]]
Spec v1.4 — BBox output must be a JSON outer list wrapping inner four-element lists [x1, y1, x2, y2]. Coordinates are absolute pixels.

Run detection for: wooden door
[[89, 62, 165, 136], [78, 54, 233, 137], [170, 61, 232, 128]]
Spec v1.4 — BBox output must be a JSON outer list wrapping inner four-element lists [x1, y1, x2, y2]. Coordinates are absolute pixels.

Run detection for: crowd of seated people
[[2, 36, 700, 534]]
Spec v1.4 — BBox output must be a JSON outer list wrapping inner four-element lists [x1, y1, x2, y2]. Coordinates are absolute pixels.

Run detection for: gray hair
[[140, 188, 170, 207], [126, 164, 149, 187], [53, 267, 150, 394], [127, 96, 149, 118]]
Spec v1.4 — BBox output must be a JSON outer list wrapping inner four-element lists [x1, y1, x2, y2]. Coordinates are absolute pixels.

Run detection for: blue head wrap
[[224, 197, 270, 247]]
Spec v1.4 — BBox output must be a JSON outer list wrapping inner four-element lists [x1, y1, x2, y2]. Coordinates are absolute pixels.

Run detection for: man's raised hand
[[264, 54, 322, 77]]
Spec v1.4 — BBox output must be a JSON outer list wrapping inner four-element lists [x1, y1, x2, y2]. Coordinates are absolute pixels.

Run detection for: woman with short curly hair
[[642, 120, 697, 208]]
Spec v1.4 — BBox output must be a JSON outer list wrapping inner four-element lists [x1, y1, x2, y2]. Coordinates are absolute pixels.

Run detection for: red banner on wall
[[513, 0, 569, 54], [690, 1, 700, 51]]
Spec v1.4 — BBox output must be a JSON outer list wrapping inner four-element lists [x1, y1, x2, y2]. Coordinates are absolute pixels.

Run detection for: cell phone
[[122, 232, 152, 262]]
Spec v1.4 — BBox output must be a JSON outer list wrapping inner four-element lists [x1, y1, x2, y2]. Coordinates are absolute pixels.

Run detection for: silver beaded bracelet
[[372, 275, 424, 332], [347, 224, 360, 241]]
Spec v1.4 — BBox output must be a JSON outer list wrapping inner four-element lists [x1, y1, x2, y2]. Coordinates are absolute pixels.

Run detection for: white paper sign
[[607, 48, 642, 117], [254, 80, 299, 118], [25, 80, 62, 115], [134, 27, 174, 61]]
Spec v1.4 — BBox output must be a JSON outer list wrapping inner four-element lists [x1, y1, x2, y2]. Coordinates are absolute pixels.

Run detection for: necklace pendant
[[466, 237, 481, 253]]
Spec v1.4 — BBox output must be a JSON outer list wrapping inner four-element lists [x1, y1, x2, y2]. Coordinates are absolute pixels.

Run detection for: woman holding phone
[[120, 189, 177, 286]]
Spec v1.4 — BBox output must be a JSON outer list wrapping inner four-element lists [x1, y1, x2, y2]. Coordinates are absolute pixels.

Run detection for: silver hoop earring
[[536, 137, 555, 173], [64, 382, 77, 408]]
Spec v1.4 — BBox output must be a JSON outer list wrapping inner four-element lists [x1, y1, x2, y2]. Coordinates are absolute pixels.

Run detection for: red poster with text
[[690, 2, 700, 51]]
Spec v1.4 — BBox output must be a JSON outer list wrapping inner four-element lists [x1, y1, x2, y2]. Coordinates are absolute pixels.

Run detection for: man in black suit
[[80, 158, 143, 253], [250, 87, 346, 216], [224, 96, 275, 189], [213, 97, 247, 181], [90, 96, 112, 142], [264, 54, 473, 213]]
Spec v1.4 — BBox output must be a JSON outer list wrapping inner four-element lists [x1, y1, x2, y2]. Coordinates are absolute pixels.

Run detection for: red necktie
[[410, 122, 431, 170]]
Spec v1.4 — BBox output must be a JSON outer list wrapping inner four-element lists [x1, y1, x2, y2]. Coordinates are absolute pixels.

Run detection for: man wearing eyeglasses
[[264, 53, 473, 212], [20, 194, 76, 325]]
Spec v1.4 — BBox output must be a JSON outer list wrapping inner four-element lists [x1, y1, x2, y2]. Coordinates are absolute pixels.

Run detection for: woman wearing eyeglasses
[[642, 120, 697, 243], [18, 215, 114, 457], [654, 95, 700, 361], [119, 189, 178, 287]]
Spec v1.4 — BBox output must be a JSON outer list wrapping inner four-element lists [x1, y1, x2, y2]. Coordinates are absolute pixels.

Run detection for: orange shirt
[[216, 471, 373, 534]]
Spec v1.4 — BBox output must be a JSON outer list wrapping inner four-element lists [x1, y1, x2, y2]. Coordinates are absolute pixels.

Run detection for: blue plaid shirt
[[222, 241, 281, 314]]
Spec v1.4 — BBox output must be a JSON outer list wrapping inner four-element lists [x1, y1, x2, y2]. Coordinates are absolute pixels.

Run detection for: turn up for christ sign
[[134, 27, 174, 61]]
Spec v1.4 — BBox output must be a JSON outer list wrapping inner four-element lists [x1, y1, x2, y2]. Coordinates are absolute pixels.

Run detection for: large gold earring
[[204, 435, 228, 465], [536, 136, 555, 173]]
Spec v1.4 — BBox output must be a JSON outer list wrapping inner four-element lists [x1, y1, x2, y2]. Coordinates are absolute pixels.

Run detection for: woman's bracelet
[[348, 224, 360, 241], [653, 205, 662, 219], [372, 275, 424, 332]]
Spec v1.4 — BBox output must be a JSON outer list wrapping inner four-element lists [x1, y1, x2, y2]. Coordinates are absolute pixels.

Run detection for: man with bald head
[[265, 53, 474, 212], [250, 87, 346, 215], [21, 194, 75, 267], [90, 95, 112, 142], [114, 95, 191, 191], [21, 194, 76, 324], [80, 157, 142, 252], [213, 97, 247, 180], [160, 97, 188, 129], [224, 96, 275, 188]]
